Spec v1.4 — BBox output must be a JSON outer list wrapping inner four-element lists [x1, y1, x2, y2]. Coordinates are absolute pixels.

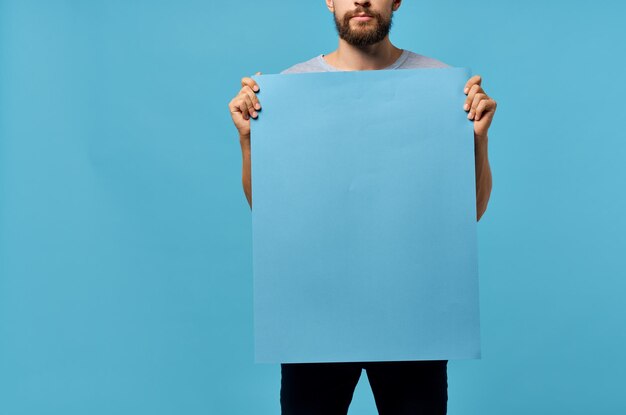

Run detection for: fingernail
[[255, 103, 261, 110], [468, 112, 473, 119], [464, 87, 469, 94], [463, 104, 469, 111], [253, 86, 259, 91], [252, 111, 257, 117]]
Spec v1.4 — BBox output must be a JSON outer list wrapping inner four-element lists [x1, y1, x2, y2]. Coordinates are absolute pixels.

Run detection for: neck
[[324, 37, 402, 71]]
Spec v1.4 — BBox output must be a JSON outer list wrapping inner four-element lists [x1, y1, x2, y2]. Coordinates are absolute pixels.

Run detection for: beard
[[333, 7, 394, 47]]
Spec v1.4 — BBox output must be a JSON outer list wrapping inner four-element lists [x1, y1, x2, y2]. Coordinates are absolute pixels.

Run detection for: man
[[228, 1, 496, 413]]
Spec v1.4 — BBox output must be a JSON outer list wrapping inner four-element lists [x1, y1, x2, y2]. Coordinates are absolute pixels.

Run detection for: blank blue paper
[[251, 67, 480, 364]]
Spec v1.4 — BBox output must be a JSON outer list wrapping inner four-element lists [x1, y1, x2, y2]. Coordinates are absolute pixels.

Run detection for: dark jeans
[[280, 360, 448, 415]]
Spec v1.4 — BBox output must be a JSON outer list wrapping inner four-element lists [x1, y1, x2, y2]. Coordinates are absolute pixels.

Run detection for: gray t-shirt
[[279, 49, 450, 74]]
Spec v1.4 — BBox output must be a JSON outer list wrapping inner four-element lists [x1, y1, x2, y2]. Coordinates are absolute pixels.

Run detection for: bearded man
[[228, 1, 497, 413]]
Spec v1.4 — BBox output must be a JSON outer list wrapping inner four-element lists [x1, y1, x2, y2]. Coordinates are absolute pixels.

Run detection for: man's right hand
[[228, 71, 262, 138]]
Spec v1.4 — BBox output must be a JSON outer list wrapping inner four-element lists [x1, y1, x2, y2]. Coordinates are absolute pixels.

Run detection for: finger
[[230, 94, 252, 120], [241, 85, 262, 111], [468, 93, 487, 119], [464, 84, 483, 111], [239, 92, 256, 119], [475, 99, 496, 122], [242, 71, 262, 92], [228, 99, 240, 117], [464, 75, 482, 94], [241, 77, 259, 92]]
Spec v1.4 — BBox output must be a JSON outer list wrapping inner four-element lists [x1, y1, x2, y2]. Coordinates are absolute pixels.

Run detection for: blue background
[[0, 0, 624, 414]]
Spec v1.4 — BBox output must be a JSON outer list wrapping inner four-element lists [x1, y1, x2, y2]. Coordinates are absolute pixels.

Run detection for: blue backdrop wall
[[1, 1, 625, 414]]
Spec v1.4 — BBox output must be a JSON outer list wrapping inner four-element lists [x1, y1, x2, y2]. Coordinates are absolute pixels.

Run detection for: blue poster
[[251, 67, 480, 363]]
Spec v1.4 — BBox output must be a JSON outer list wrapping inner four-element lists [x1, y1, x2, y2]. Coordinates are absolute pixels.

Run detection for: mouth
[[351, 14, 373, 21]]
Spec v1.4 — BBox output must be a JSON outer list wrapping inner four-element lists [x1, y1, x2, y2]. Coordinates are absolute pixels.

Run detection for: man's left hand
[[463, 75, 497, 141]]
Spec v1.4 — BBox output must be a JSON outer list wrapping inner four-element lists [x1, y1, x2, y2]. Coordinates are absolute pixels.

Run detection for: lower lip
[[352, 16, 373, 21]]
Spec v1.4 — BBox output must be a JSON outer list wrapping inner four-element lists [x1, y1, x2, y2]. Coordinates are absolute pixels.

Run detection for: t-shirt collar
[[317, 49, 409, 71]]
